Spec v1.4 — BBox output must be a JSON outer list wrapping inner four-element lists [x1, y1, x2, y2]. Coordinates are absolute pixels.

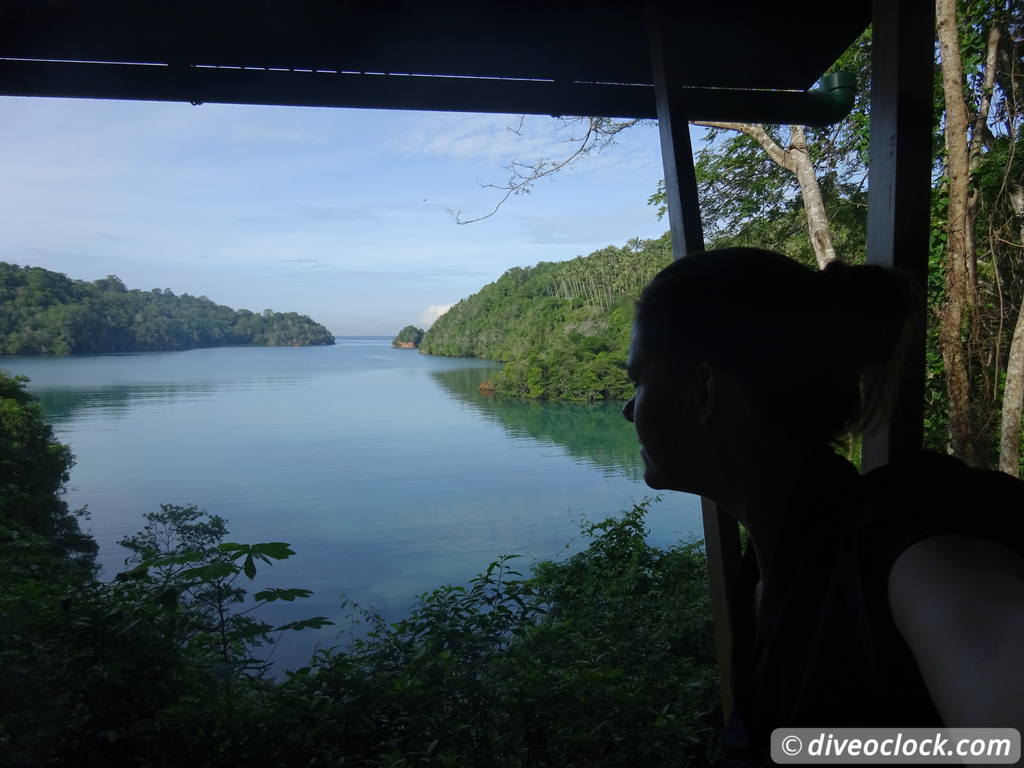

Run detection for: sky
[[0, 97, 684, 335]]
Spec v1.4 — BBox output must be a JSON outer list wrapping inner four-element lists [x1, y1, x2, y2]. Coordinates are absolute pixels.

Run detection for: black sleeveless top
[[722, 449, 1024, 768]]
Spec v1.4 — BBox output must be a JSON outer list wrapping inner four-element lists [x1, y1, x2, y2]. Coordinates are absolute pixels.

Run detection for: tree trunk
[[965, 23, 1002, 304], [789, 124, 838, 269], [693, 121, 837, 269], [936, 0, 977, 465], [1000, 299, 1024, 476], [998, 184, 1024, 476]]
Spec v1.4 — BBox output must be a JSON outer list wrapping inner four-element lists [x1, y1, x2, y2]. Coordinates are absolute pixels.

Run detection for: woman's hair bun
[[818, 260, 921, 366], [817, 259, 922, 429]]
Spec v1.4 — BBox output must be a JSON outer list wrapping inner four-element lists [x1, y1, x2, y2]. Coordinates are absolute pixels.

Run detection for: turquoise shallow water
[[4, 337, 702, 671]]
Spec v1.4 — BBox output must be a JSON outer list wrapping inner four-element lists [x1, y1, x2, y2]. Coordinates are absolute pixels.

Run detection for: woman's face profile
[[623, 323, 707, 493]]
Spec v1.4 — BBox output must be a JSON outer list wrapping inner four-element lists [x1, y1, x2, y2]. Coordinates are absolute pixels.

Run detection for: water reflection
[[429, 367, 643, 481], [33, 384, 220, 425], [2, 343, 694, 675]]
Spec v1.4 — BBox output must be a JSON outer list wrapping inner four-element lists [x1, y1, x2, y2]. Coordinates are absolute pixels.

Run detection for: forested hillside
[[0, 263, 335, 354], [419, 234, 671, 400]]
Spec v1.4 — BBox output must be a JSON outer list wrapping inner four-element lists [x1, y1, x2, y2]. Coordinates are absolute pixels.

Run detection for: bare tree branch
[[692, 121, 794, 172], [448, 116, 644, 224], [972, 22, 1002, 159]]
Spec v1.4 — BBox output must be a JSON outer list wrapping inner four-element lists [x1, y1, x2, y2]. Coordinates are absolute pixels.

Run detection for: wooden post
[[862, 0, 935, 471], [647, 0, 742, 725]]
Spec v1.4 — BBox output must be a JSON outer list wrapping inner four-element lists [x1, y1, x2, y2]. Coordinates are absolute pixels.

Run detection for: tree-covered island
[[391, 325, 425, 348], [419, 235, 672, 401], [0, 263, 335, 354]]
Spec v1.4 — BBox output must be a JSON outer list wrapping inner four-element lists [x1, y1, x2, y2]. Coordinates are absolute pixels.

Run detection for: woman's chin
[[640, 450, 694, 492], [642, 465, 675, 491], [642, 462, 699, 494]]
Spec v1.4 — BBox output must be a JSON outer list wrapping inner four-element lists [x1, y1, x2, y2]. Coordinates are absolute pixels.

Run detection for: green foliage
[[1, 505, 327, 764], [117, 504, 329, 677], [0, 369, 96, 577], [648, 35, 872, 270], [647, 37, 873, 270], [393, 325, 426, 347], [420, 235, 672, 401], [0, 262, 335, 354], [233, 502, 721, 767], [959, 130, 1024, 468]]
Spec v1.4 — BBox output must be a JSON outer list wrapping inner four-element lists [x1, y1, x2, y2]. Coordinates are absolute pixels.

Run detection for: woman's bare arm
[[888, 533, 1024, 731]]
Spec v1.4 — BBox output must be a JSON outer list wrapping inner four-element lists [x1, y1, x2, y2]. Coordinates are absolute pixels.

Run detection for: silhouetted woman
[[622, 248, 1024, 767]]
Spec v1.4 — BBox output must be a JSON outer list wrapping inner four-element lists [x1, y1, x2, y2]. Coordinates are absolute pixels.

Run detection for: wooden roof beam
[[0, 59, 855, 125]]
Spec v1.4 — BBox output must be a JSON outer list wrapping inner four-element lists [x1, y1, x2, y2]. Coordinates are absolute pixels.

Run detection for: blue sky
[[1, 97, 676, 334]]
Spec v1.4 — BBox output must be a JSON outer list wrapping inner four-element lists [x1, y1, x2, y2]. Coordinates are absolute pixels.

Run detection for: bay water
[[4, 337, 702, 672]]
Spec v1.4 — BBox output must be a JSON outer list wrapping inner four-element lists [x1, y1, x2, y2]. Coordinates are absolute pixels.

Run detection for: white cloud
[[420, 304, 452, 326]]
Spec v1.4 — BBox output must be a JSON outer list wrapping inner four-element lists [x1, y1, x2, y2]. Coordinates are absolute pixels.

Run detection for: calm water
[[4, 337, 702, 671]]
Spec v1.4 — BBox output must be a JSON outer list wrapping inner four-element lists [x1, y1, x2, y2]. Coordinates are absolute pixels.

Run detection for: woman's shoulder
[[856, 450, 1024, 577], [860, 450, 1024, 512], [861, 452, 1024, 730], [862, 449, 1023, 495]]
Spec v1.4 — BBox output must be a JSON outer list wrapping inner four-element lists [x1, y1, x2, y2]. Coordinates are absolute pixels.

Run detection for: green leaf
[[243, 554, 256, 580], [114, 564, 150, 581], [232, 621, 274, 639], [251, 542, 296, 560], [275, 617, 335, 632], [157, 588, 178, 610], [179, 562, 237, 581], [143, 550, 204, 568], [253, 587, 313, 602]]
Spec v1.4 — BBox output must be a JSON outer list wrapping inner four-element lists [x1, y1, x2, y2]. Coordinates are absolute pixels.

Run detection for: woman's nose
[[622, 397, 635, 422]]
